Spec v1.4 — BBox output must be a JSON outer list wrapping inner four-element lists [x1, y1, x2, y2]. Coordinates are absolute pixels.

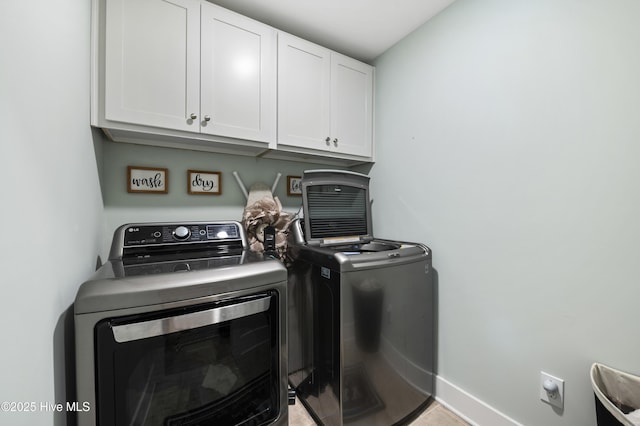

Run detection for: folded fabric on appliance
[[241, 183, 291, 262]]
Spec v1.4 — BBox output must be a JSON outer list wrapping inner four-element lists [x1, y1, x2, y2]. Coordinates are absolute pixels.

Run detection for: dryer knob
[[174, 226, 191, 241]]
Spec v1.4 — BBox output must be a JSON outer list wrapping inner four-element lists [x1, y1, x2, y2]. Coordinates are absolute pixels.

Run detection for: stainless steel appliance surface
[[75, 221, 288, 426], [287, 170, 436, 426]]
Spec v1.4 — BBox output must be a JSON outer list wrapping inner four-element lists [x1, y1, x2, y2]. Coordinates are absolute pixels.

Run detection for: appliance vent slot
[[306, 185, 368, 238]]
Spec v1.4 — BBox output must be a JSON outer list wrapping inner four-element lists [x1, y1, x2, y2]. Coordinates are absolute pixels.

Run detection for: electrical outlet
[[540, 371, 564, 410]]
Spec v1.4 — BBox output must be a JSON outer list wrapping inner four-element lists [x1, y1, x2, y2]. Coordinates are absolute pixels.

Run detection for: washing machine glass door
[[94, 291, 279, 426]]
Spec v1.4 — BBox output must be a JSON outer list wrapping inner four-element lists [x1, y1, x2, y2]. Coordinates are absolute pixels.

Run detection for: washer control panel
[[122, 222, 242, 247]]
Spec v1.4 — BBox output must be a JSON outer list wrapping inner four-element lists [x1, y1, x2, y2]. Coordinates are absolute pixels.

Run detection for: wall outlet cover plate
[[540, 371, 564, 410]]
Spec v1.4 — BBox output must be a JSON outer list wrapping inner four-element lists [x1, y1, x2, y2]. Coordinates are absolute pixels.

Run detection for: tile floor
[[405, 401, 470, 426], [289, 398, 469, 425]]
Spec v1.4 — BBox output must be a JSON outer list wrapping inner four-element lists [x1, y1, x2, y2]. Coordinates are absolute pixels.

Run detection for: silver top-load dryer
[[75, 221, 288, 426]]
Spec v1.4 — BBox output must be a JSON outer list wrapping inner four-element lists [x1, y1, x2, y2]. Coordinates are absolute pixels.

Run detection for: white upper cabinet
[[330, 53, 374, 158], [278, 33, 373, 159], [277, 34, 331, 151], [99, 0, 276, 145], [104, 0, 201, 132], [200, 3, 276, 142], [93, 0, 373, 163]]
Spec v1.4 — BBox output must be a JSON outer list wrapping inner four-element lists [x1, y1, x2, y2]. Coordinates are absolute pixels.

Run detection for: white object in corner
[[435, 375, 524, 426], [232, 171, 283, 201]]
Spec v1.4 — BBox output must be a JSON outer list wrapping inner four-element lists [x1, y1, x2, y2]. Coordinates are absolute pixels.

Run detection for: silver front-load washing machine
[[74, 221, 288, 426], [287, 170, 436, 426]]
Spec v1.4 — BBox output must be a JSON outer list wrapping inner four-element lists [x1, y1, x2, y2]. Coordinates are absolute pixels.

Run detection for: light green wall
[[0, 1, 104, 424], [99, 141, 339, 257], [372, 1, 640, 425]]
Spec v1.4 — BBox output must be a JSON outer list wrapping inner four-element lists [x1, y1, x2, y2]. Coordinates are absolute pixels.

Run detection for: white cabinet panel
[[277, 33, 330, 150], [104, 0, 200, 131], [331, 53, 373, 157], [95, 0, 371, 163], [200, 4, 276, 142], [101, 0, 275, 144], [277, 33, 373, 159]]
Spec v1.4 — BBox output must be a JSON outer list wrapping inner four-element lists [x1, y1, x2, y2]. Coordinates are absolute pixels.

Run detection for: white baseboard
[[435, 375, 523, 426]]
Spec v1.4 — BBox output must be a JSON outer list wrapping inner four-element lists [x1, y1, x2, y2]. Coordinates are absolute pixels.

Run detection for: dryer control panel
[[123, 223, 241, 246], [109, 221, 247, 260]]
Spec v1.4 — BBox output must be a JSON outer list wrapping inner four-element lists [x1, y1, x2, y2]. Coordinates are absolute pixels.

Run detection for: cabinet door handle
[[204, 115, 211, 122], [325, 137, 331, 146], [333, 138, 338, 147], [189, 113, 197, 120]]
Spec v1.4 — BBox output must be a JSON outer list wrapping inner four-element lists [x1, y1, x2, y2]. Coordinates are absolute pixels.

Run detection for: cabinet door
[[200, 3, 276, 143], [104, 0, 200, 131], [277, 33, 331, 151], [330, 53, 373, 157]]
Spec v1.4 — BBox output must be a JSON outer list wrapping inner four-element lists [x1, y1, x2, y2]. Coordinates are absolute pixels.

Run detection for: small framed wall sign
[[127, 166, 168, 194], [188, 170, 221, 195], [287, 175, 302, 196]]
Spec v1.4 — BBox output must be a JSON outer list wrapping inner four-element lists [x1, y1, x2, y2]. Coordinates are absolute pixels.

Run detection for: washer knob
[[173, 226, 191, 241]]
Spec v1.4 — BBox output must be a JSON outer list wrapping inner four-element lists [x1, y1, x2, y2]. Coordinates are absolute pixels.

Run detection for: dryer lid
[[301, 170, 374, 246]]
